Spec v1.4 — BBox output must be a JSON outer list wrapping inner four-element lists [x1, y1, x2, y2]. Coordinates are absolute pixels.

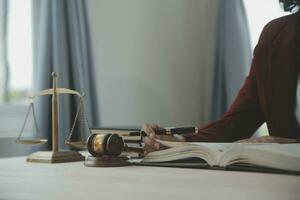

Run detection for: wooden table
[[0, 157, 299, 200]]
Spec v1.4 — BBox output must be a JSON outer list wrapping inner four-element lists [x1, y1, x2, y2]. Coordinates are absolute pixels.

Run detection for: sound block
[[84, 156, 131, 167], [26, 151, 85, 163]]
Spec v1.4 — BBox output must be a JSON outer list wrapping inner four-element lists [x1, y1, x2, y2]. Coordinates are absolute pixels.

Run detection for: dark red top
[[185, 13, 300, 142]]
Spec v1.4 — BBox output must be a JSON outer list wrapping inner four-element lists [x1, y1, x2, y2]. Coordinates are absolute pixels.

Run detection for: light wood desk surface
[[0, 157, 299, 200]]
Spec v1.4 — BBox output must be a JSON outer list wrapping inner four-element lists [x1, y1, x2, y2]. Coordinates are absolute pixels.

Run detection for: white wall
[[87, 0, 218, 127]]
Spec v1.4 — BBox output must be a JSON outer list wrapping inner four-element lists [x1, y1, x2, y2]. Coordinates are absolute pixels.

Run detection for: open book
[[138, 140, 300, 174]]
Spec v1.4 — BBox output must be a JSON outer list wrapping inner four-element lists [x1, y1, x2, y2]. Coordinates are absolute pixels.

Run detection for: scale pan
[[65, 141, 87, 149], [16, 139, 48, 145]]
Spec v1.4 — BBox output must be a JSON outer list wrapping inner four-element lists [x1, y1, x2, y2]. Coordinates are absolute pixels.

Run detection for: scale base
[[26, 151, 85, 163], [84, 156, 131, 167]]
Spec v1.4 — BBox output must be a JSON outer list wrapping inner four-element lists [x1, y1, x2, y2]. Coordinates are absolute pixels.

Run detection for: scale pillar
[[52, 72, 59, 152]]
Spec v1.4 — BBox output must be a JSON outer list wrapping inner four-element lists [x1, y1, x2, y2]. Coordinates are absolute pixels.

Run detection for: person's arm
[[184, 57, 264, 142], [143, 60, 264, 155], [142, 51, 264, 154]]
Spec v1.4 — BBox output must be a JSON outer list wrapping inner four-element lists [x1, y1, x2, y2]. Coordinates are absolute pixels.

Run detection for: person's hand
[[142, 124, 185, 155], [236, 136, 298, 144]]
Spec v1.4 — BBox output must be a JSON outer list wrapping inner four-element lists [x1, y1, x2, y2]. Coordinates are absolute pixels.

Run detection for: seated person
[[143, 0, 300, 154]]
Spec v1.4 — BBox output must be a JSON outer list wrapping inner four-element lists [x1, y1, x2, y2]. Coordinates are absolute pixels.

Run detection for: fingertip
[[154, 142, 160, 150], [149, 132, 154, 139]]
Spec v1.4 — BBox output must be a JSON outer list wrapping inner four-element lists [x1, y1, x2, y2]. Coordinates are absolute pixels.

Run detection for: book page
[[219, 144, 300, 172], [156, 139, 260, 154], [156, 139, 262, 147], [142, 145, 217, 165], [144, 140, 251, 166], [154, 140, 267, 166]]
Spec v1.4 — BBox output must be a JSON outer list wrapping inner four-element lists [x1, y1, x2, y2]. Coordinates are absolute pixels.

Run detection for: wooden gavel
[[87, 133, 144, 157]]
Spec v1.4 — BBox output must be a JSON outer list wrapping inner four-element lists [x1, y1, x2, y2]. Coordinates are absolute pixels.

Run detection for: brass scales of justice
[[15, 72, 90, 163]]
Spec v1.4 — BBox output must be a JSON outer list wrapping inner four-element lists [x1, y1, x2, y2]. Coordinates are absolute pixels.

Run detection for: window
[[0, 0, 33, 139], [243, 0, 288, 136], [243, 0, 288, 50], [2, 0, 33, 104]]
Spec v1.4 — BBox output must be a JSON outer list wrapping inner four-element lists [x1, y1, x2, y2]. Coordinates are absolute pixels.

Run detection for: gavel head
[[87, 133, 125, 157]]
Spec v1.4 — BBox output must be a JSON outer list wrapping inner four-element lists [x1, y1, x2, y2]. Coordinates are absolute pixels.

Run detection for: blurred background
[[0, 0, 288, 157]]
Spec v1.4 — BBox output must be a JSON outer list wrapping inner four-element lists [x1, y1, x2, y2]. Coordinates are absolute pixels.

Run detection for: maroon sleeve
[[184, 56, 264, 142]]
